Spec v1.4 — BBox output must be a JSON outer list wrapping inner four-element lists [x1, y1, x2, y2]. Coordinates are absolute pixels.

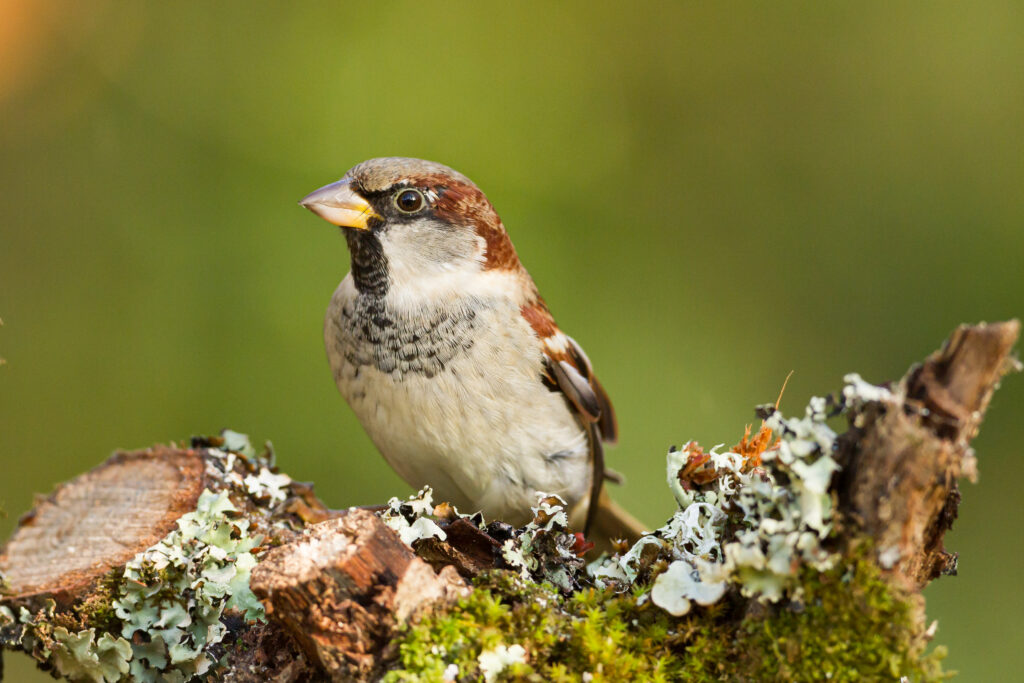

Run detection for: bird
[[300, 157, 644, 545]]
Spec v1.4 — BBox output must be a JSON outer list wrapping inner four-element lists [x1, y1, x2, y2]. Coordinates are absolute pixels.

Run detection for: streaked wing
[[521, 299, 616, 534]]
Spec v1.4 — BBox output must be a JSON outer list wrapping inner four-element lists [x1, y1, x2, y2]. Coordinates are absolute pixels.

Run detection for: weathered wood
[[906, 320, 1021, 446], [839, 320, 1020, 589], [0, 322, 1018, 681], [217, 622, 314, 683], [250, 510, 468, 683], [0, 448, 205, 605], [0, 443, 333, 682]]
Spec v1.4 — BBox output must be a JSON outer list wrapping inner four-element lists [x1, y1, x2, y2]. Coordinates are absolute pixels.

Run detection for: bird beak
[[299, 179, 381, 230]]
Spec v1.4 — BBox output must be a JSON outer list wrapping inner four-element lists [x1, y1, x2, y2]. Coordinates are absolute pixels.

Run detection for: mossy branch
[[1, 321, 1018, 682]]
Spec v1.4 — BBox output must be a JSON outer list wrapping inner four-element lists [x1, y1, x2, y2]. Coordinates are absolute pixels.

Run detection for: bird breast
[[324, 273, 591, 523]]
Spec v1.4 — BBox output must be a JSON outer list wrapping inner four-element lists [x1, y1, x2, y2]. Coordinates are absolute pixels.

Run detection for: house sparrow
[[300, 157, 643, 542]]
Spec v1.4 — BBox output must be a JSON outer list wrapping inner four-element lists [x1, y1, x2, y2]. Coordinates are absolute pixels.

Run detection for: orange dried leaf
[[732, 423, 777, 470]]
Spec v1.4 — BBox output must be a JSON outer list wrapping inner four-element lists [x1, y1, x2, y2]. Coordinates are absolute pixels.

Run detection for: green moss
[[69, 572, 123, 634], [696, 551, 949, 682], [384, 572, 685, 683], [386, 552, 948, 682]]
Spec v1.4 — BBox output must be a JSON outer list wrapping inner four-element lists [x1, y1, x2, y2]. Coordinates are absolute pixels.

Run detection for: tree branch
[[1, 321, 1018, 682]]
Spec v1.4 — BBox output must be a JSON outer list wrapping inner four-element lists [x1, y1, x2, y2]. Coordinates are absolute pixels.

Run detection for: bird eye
[[394, 189, 425, 213]]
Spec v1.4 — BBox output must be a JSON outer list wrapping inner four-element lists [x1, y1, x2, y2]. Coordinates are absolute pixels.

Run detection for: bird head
[[300, 158, 521, 294]]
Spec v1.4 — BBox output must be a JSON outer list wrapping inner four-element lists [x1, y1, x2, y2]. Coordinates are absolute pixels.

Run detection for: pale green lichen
[[1, 431, 305, 682], [380, 488, 584, 595], [113, 489, 264, 681], [648, 559, 726, 616], [1, 599, 134, 683], [381, 488, 449, 545], [50, 627, 133, 683], [242, 468, 292, 505], [386, 373, 947, 680], [219, 429, 258, 459], [591, 385, 852, 610], [202, 430, 290, 507], [2, 380, 960, 683], [497, 494, 581, 593]]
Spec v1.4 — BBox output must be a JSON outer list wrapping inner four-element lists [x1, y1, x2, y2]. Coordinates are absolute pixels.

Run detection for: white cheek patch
[[378, 219, 486, 291]]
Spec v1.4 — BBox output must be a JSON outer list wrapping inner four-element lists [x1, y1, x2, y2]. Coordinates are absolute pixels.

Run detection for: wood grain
[[0, 448, 204, 602]]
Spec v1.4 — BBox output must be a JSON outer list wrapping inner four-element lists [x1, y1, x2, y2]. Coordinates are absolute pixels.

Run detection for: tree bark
[[250, 511, 468, 682], [837, 321, 1020, 589], [0, 321, 1018, 682]]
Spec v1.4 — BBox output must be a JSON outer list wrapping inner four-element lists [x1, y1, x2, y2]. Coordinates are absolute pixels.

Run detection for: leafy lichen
[[112, 489, 265, 681], [1, 599, 134, 683], [1, 431, 287, 682], [381, 487, 586, 595], [50, 627, 133, 683], [2, 369, 970, 682], [497, 494, 583, 594], [591, 391, 845, 610], [381, 487, 450, 545], [383, 379, 948, 681]]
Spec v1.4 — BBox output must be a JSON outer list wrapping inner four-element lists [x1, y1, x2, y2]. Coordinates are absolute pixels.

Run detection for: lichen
[[591, 389, 849, 609], [200, 431, 291, 510], [1, 431, 285, 682], [381, 488, 449, 545], [196, 431, 319, 542], [497, 494, 584, 594], [384, 376, 948, 681], [477, 643, 527, 682], [2, 369, 965, 682], [380, 487, 587, 597], [50, 627, 133, 683], [242, 468, 292, 506], [1, 599, 135, 683], [113, 489, 265, 681]]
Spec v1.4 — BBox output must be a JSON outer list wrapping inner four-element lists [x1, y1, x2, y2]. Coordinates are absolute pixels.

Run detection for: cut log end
[[0, 321, 1018, 681], [0, 448, 204, 602]]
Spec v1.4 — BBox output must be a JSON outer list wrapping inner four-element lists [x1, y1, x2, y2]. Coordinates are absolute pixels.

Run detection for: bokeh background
[[2, 1, 1022, 679]]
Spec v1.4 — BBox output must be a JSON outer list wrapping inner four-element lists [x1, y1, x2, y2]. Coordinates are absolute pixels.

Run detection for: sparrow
[[300, 157, 643, 542]]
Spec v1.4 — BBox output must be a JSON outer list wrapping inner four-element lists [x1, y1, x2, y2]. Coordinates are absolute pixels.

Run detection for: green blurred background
[[1, 1, 1021, 679]]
